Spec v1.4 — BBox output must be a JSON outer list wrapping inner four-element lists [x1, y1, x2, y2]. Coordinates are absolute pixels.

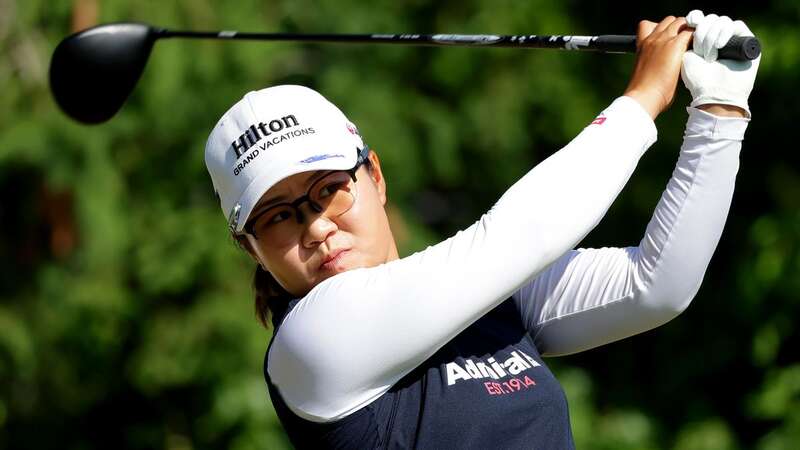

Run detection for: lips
[[319, 248, 350, 271]]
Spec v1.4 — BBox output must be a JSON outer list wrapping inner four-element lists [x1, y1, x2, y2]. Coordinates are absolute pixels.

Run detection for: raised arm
[[514, 106, 748, 356], [268, 17, 693, 422], [512, 11, 760, 356]]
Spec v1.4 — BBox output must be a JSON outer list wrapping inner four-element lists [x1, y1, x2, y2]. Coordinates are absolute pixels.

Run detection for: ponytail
[[253, 265, 291, 328]]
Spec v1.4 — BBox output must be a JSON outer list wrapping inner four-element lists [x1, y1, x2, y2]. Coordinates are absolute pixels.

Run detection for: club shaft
[[156, 29, 760, 60], [159, 29, 635, 52]]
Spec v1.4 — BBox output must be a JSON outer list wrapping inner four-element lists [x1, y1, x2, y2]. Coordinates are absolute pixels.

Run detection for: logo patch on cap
[[346, 123, 360, 136], [299, 154, 345, 164], [231, 115, 300, 159], [228, 113, 319, 177]]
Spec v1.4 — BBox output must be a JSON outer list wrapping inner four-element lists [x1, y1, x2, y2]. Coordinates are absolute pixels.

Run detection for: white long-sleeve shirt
[[266, 96, 748, 423]]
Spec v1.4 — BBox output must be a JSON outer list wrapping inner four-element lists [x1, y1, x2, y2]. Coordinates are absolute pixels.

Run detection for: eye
[[252, 208, 293, 232], [266, 209, 294, 225], [318, 181, 347, 198]]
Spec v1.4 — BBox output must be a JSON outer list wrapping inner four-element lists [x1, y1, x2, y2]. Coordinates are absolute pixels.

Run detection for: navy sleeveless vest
[[264, 297, 575, 449]]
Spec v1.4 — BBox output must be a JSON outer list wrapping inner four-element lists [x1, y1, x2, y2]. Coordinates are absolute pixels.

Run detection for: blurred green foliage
[[1, 0, 798, 448]]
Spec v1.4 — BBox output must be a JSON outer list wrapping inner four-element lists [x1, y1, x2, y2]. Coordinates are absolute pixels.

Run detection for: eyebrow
[[253, 170, 331, 212]]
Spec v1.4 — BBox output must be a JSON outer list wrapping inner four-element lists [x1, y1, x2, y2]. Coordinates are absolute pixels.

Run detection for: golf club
[[49, 22, 761, 125]]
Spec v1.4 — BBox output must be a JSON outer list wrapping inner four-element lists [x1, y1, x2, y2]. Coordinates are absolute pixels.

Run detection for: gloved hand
[[681, 9, 761, 117]]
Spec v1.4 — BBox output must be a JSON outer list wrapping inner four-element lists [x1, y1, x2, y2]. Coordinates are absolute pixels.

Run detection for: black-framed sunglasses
[[243, 146, 370, 243]]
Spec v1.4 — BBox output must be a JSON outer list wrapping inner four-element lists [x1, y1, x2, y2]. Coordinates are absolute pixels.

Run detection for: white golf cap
[[205, 85, 366, 233]]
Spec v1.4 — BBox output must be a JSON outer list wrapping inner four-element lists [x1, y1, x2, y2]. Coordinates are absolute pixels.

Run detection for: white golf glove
[[681, 9, 761, 117]]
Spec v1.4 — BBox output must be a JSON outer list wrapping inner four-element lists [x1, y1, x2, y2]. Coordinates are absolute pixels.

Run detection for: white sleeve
[[267, 96, 657, 422], [513, 106, 748, 356]]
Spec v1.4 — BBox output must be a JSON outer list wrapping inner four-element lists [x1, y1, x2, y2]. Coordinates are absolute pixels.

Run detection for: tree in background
[[0, 0, 797, 448]]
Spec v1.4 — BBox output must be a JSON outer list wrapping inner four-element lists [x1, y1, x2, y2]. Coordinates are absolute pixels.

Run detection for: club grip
[[717, 35, 761, 60]]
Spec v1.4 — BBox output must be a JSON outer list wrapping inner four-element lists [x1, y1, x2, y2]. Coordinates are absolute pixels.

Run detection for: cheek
[[259, 244, 309, 293], [343, 187, 391, 263]]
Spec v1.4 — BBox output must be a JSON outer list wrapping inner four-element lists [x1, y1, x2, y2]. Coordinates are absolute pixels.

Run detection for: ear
[[366, 150, 388, 206]]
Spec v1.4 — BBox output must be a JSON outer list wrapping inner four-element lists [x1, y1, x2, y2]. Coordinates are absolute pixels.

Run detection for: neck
[[387, 238, 400, 262]]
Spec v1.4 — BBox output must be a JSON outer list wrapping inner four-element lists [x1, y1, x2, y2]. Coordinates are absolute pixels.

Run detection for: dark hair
[[253, 265, 291, 328], [250, 154, 375, 328]]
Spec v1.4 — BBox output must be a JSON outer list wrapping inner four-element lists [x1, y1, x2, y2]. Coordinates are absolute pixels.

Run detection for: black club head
[[49, 22, 157, 124]]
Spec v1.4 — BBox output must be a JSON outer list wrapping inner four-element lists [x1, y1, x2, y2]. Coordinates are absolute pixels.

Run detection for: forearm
[[521, 106, 747, 356]]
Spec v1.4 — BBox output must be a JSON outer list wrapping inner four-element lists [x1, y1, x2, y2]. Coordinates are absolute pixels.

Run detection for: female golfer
[[204, 11, 759, 449]]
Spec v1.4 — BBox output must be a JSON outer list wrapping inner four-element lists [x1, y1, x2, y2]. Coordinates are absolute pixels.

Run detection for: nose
[[301, 211, 339, 248]]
